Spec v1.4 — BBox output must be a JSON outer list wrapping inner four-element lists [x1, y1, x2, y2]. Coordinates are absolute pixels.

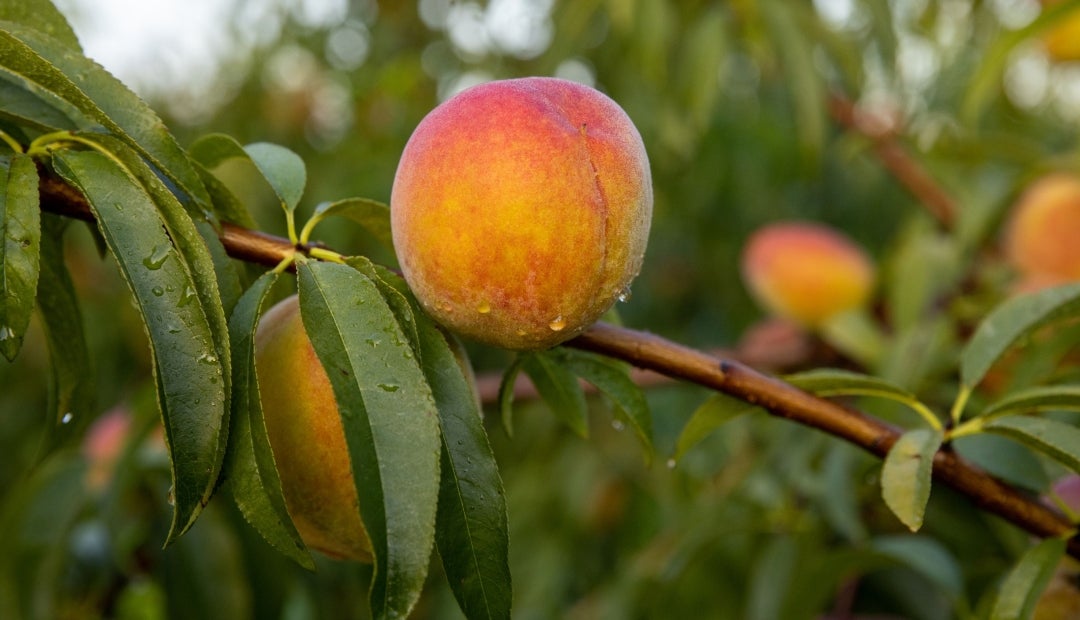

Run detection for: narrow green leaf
[[297, 260, 440, 620], [222, 272, 313, 569], [871, 535, 963, 600], [991, 538, 1067, 620], [345, 256, 420, 361], [674, 392, 759, 461], [746, 536, 797, 620], [498, 356, 525, 437], [0, 66, 89, 131], [51, 149, 227, 541], [0, 0, 81, 51], [0, 152, 39, 360], [307, 198, 394, 252], [244, 142, 306, 213], [188, 133, 250, 169], [522, 351, 589, 438], [550, 347, 653, 461], [786, 368, 940, 428], [0, 24, 211, 209], [761, 0, 825, 162], [881, 428, 943, 532], [35, 213, 93, 442], [196, 219, 241, 318], [980, 385, 1080, 420], [194, 160, 258, 230], [984, 416, 1080, 473], [961, 281, 1080, 389], [953, 434, 1050, 493]]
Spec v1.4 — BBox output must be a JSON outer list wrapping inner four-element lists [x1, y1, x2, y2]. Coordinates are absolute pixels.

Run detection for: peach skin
[[1004, 173, 1080, 288], [255, 294, 372, 562], [741, 222, 875, 328], [391, 77, 653, 350]]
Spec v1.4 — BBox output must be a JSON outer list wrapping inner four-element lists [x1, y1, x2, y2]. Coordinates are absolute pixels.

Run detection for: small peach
[[740, 222, 875, 327], [391, 77, 653, 350], [255, 295, 371, 562], [1004, 174, 1080, 287]]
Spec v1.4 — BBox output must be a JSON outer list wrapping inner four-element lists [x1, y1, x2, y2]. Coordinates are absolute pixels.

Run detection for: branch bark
[[38, 172, 1079, 557]]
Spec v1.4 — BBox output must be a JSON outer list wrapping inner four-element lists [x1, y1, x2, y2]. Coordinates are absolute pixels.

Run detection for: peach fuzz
[[255, 295, 371, 562], [390, 77, 652, 350], [740, 222, 875, 327], [1004, 173, 1080, 287]]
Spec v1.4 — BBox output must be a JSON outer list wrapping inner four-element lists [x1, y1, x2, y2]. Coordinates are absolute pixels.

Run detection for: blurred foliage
[[8, 0, 1080, 618]]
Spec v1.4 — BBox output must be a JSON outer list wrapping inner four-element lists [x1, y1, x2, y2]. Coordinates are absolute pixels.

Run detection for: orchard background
[[6, 0, 1080, 618]]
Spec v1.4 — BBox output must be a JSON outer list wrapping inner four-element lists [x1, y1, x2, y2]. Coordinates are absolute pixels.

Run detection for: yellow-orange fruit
[[1042, 0, 1080, 61], [740, 222, 875, 327], [391, 77, 653, 350], [1004, 174, 1080, 288], [255, 295, 371, 562]]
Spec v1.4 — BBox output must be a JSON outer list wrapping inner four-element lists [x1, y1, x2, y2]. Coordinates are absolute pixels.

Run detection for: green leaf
[[222, 272, 313, 569], [0, 0, 81, 51], [550, 347, 654, 461], [871, 535, 964, 600], [51, 149, 227, 542], [980, 385, 1080, 420], [0, 66, 89, 131], [953, 434, 1050, 493], [881, 428, 943, 532], [497, 356, 525, 437], [35, 213, 93, 442], [746, 535, 797, 620], [0, 152, 39, 360], [522, 351, 589, 437], [196, 219, 241, 318], [297, 260, 440, 620], [984, 416, 1080, 474], [244, 142, 306, 213], [991, 538, 1067, 620], [961, 281, 1080, 390], [305, 197, 394, 252], [350, 260, 511, 619], [345, 256, 420, 361], [786, 368, 940, 428], [0, 23, 211, 209], [760, 0, 825, 163], [673, 392, 760, 461], [194, 160, 258, 230]]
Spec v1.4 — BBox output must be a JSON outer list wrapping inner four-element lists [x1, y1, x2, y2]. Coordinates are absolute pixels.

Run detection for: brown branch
[[828, 93, 957, 229], [38, 174, 1079, 557]]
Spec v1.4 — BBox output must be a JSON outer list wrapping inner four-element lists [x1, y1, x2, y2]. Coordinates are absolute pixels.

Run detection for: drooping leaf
[[243, 142, 306, 213], [0, 23, 211, 209], [341, 260, 511, 618], [0, 152, 39, 360], [984, 416, 1080, 474], [990, 538, 1067, 620], [522, 351, 589, 438], [745, 535, 797, 620], [787, 368, 941, 428], [881, 428, 943, 532], [196, 219, 241, 318], [980, 385, 1080, 420], [871, 535, 964, 601], [961, 282, 1080, 389], [221, 272, 312, 569], [0, 0, 81, 51], [52, 149, 228, 542], [35, 213, 93, 444], [550, 347, 653, 461], [297, 260, 440, 620], [953, 433, 1050, 494], [674, 392, 761, 461], [497, 355, 525, 437], [0, 66, 89, 131], [307, 198, 394, 252]]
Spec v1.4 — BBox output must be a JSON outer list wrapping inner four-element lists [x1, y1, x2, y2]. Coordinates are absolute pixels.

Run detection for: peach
[[390, 77, 653, 350], [1004, 174, 1080, 287], [1041, 0, 1080, 62], [255, 295, 371, 562], [740, 222, 875, 327]]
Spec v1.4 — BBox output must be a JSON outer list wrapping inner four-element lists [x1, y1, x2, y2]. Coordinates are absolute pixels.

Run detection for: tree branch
[[38, 172, 1079, 557]]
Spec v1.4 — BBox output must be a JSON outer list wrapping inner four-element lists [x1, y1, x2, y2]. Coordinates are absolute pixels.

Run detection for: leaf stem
[[0, 128, 23, 153], [950, 385, 973, 426], [308, 246, 346, 264]]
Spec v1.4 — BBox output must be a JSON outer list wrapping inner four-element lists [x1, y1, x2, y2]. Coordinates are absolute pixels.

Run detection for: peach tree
[[6, 1, 1080, 618]]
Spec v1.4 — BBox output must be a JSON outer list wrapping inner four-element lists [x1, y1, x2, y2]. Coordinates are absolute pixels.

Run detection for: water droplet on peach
[[548, 316, 566, 331]]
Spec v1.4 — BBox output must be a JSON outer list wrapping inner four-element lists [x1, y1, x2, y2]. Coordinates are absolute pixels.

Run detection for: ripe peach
[[1004, 174, 1080, 288], [255, 295, 371, 562], [740, 222, 875, 327], [1041, 0, 1080, 62], [390, 77, 653, 350]]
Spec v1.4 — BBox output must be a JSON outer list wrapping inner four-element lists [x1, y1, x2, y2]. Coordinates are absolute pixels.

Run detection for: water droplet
[[197, 352, 218, 364], [167, 325, 181, 334], [177, 286, 197, 307], [516, 329, 527, 336], [377, 383, 400, 392], [666, 458, 677, 469], [142, 245, 170, 270], [166, 486, 175, 506], [112, 202, 123, 211], [476, 302, 491, 314], [365, 338, 381, 347], [61, 412, 73, 424], [548, 316, 566, 332], [0, 326, 13, 342], [611, 420, 625, 431], [151, 286, 165, 297], [617, 287, 632, 303]]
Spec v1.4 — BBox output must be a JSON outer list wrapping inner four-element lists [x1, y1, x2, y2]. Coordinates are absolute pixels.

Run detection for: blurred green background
[[5, 0, 1080, 618]]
